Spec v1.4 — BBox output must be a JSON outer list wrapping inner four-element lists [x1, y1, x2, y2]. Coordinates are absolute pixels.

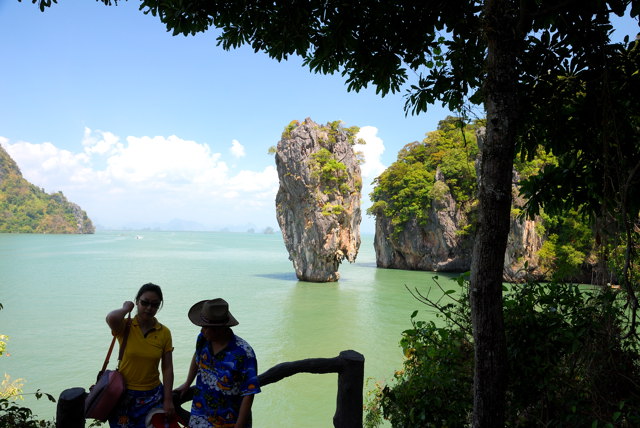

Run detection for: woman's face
[[136, 291, 161, 321]]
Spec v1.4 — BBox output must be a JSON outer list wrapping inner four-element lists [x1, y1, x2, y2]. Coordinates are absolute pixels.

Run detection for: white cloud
[[1, 130, 279, 229], [227, 166, 278, 193], [230, 139, 246, 158], [354, 126, 386, 179], [82, 127, 122, 156], [3, 140, 94, 191]]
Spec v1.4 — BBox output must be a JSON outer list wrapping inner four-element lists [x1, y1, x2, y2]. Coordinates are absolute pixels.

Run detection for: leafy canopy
[[368, 117, 481, 233]]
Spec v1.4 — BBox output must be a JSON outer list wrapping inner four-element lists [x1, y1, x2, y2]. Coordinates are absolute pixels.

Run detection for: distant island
[[0, 144, 94, 234]]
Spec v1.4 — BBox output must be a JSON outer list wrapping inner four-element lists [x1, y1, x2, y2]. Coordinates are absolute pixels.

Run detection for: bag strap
[[100, 311, 132, 374], [116, 313, 132, 368]]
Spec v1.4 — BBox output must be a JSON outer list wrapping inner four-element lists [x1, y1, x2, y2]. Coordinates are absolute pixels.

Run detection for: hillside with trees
[[369, 116, 601, 284], [0, 144, 94, 234]]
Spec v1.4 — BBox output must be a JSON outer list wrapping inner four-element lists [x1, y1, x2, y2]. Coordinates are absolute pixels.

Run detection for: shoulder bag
[[84, 312, 132, 421]]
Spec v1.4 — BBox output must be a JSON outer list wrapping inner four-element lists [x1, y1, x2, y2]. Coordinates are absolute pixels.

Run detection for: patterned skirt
[[109, 384, 164, 428]]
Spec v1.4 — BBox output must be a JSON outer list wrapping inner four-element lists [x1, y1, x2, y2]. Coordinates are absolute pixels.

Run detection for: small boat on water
[[135, 235, 144, 240]]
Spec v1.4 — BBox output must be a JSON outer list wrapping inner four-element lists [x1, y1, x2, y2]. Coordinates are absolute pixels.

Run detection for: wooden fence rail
[[56, 349, 365, 428], [257, 350, 365, 428]]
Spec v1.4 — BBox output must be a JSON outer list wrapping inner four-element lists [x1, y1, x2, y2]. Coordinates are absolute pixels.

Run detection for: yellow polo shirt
[[116, 316, 173, 391]]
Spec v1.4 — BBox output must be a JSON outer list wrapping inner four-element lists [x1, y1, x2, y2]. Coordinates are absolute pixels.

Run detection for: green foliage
[[281, 120, 300, 140], [513, 146, 557, 181], [0, 335, 6, 358], [321, 203, 345, 216], [518, 37, 640, 230], [318, 121, 363, 146], [378, 314, 473, 427], [0, 394, 55, 428], [310, 148, 351, 196], [0, 148, 94, 234], [537, 210, 595, 282], [366, 279, 640, 427], [368, 116, 479, 235], [607, 228, 640, 287]]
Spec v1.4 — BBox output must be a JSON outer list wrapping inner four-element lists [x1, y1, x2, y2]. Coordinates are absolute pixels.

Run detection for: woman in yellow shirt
[[106, 283, 175, 428]]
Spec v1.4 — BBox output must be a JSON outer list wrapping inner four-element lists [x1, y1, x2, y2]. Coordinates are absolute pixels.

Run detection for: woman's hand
[[106, 301, 135, 332], [123, 301, 135, 312], [163, 396, 176, 418]]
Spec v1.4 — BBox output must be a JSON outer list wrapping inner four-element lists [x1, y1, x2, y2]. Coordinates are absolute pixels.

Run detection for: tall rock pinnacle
[[275, 118, 362, 282]]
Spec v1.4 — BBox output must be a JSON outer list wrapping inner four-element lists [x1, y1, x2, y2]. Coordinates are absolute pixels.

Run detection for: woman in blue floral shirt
[[175, 298, 260, 428]]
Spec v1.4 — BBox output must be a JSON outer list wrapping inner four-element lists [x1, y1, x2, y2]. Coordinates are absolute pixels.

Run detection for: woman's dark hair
[[135, 282, 164, 308]]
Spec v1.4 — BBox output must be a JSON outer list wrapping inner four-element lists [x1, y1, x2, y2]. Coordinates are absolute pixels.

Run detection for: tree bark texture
[[471, 0, 519, 426]]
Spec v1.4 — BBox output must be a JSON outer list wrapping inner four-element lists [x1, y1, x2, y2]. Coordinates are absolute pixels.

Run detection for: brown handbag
[[84, 312, 132, 421]]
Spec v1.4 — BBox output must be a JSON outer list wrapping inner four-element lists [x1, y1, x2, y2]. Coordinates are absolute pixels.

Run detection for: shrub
[[365, 278, 640, 427], [0, 393, 55, 428]]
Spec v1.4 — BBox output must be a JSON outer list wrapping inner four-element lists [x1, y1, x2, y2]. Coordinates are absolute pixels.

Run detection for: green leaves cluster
[[517, 36, 640, 271], [280, 120, 300, 140], [536, 210, 595, 282], [366, 279, 640, 427], [310, 148, 350, 196], [0, 395, 55, 428], [368, 117, 480, 233], [308, 121, 362, 200], [322, 121, 363, 146]]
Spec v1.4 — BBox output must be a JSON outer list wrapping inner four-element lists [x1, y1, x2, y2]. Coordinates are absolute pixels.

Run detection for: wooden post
[[56, 387, 86, 428], [333, 350, 364, 428], [257, 349, 365, 428]]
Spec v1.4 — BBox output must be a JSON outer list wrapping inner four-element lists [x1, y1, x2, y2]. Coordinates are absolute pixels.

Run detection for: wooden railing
[[57, 350, 365, 428], [256, 350, 365, 428]]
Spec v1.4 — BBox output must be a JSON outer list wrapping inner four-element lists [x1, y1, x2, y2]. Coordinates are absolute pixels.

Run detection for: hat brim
[[188, 299, 239, 327]]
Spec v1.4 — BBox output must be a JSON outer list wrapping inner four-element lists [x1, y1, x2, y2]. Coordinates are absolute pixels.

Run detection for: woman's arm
[[105, 301, 134, 334], [234, 394, 255, 428], [161, 350, 175, 417]]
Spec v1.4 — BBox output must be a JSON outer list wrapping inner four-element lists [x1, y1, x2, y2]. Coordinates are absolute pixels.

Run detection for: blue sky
[[1, 2, 638, 233]]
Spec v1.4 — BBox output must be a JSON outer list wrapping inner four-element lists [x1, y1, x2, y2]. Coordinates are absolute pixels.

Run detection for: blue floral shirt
[[189, 332, 260, 428]]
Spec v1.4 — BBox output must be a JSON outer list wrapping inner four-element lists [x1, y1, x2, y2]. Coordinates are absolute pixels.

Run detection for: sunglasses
[[139, 299, 161, 309]]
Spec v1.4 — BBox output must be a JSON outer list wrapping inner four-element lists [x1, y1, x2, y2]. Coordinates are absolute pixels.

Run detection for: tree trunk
[[471, 0, 519, 426]]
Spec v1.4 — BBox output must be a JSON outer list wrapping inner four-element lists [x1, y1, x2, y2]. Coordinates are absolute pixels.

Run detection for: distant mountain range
[[0, 144, 94, 234], [96, 218, 278, 234]]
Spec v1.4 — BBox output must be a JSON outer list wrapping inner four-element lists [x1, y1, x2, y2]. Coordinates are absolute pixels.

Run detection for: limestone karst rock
[[374, 168, 474, 272], [275, 118, 362, 282], [373, 126, 544, 281]]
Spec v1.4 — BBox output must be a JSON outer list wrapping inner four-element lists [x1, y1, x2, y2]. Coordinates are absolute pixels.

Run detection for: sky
[[1, 2, 638, 233]]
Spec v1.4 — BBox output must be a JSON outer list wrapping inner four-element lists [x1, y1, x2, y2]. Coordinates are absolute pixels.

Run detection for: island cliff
[[370, 118, 545, 281], [0, 144, 95, 234], [275, 118, 362, 282]]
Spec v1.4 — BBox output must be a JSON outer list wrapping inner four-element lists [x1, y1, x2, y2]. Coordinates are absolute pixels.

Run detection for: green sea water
[[0, 231, 460, 427]]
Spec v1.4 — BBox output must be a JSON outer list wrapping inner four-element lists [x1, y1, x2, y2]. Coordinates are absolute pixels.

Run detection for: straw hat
[[188, 298, 239, 327]]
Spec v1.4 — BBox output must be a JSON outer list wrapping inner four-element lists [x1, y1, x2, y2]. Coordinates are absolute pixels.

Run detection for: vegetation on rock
[[369, 117, 480, 235], [368, 116, 619, 284], [0, 145, 94, 234]]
